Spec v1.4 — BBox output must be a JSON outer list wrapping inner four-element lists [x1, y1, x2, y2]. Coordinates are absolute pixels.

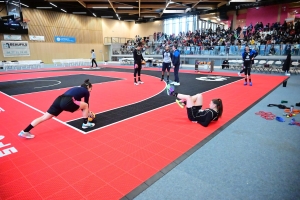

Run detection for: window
[[164, 15, 198, 35]]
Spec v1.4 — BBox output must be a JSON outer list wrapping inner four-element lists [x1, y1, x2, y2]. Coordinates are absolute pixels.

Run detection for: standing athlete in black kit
[[133, 42, 145, 85], [242, 46, 256, 86]]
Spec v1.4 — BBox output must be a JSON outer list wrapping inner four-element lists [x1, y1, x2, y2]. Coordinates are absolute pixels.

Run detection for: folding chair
[[264, 60, 274, 73], [273, 61, 282, 73], [256, 60, 267, 72]]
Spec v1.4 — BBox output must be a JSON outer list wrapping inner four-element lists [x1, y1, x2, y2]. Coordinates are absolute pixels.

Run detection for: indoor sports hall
[[0, 0, 300, 200]]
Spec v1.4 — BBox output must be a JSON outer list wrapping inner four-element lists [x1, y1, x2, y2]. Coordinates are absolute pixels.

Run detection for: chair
[[252, 60, 259, 72], [256, 60, 267, 72], [291, 62, 300, 75], [273, 61, 282, 73], [264, 60, 274, 73]]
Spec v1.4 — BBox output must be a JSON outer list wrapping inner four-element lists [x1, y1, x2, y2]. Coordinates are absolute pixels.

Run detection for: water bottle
[[290, 105, 294, 113]]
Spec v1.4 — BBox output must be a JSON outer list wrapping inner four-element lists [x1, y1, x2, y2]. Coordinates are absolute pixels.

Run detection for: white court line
[[81, 77, 242, 134], [66, 74, 164, 123], [17, 80, 62, 89], [0, 91, 86, 134], [12, 71, 128, 96], [13, 80, 124, 96], [0, 73, 82, 83]]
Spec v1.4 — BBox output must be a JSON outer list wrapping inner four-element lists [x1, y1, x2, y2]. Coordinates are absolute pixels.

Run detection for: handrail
[[112, 44, 300, 57], [104, 37, 135, 44]]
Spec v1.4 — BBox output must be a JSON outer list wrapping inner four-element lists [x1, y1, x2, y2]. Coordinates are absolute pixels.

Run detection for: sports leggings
[[134, 63, 142, 77]]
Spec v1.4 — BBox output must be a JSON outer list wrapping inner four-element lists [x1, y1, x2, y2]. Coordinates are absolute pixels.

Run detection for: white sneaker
[[173, 82, 180, 86], [238, 72, 241, 76], [134, 82, 139, 85], [18, 131, 35, 139], [170, 81, 176, 85], [285, 73, 290, 76], [138, 81, 144, 84], [82, 122, 95, 129]]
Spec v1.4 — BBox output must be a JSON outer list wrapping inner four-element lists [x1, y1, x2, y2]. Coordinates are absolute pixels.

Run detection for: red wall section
[[246, 5, 280, 26]]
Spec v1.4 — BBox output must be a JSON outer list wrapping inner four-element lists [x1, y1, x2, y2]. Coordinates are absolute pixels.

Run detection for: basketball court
[[0, 65, 288, 199]]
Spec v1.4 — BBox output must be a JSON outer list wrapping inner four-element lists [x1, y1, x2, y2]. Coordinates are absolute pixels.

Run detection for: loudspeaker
[[219, 11, 228, 20]]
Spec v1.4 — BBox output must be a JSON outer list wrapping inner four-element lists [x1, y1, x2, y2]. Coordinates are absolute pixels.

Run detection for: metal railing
[[104, 37, 135, 44], [112, 44, 300, 57]]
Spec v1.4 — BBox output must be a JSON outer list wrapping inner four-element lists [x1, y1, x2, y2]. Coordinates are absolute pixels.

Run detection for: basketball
[[88, 111, 96, 122]]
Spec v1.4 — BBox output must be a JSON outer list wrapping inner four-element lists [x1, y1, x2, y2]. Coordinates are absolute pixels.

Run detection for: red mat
[[0, 67, 287, 199]]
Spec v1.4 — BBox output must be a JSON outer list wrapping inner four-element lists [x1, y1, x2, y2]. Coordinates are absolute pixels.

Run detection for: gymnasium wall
[[0, 7, 105, 63], [129, 21, 164, 38]]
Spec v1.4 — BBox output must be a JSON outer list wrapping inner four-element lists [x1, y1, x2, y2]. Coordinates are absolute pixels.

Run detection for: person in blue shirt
[[18, 79, 95, 139], [171, 45, 181, 86], [241, 46, 257, 86]]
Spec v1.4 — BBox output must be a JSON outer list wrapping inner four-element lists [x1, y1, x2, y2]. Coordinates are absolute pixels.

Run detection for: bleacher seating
[[2, 60, 43, 71]]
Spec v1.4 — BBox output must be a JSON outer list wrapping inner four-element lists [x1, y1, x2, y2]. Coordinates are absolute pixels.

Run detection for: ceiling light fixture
[[93, 7, 108, 9], [36, 7, 52, 9], [49, 3, 57, 7], [118, 7, 133, 9], [20, 3, 29, 7], [61, 9, 67, 13], [93, 13, 96, 17], [73, 12, 86, 14]]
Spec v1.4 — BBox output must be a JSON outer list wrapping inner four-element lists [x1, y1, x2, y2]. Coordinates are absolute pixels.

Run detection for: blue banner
[[54, 36, 76, 43]]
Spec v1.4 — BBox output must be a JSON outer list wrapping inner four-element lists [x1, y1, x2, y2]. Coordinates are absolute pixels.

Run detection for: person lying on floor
[[166, 85, 223, 127]]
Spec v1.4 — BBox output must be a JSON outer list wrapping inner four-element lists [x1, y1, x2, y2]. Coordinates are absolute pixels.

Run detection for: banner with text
[[4, 35, 22, 41], [29, 35, 45, 41], [1, 41, 30, 57], [54, 36, 76, 43]]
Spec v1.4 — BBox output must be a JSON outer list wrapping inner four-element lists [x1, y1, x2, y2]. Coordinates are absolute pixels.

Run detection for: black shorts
[[244, 62, 251, 75], [47, 95, 80, 116], [187, 106, 202, 121], [162, 62, 171, 72]]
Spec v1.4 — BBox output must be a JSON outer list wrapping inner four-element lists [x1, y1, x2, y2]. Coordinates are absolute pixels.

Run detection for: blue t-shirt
[[64, 87, 90, 104]]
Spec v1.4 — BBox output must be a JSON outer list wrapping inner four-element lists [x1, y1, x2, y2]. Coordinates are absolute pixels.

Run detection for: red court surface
[[0, 66, 287, 200]]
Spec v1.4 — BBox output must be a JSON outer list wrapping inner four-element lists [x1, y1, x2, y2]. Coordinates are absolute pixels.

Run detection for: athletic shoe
[[238, 72, 241, 76], [166, 84, 174, 96], [176, 99, 185, 108], [82, 122, 95, 129], [249, 82, 252, 86], [138, 81, 144, 84], [166, 80, 169, 84], [134, 82, 139, 86], [170, 81, 176, 85], [244, 82, 247, 86], [160, 78, 164, 81], [18, 131, 35, 139], [285, 72, 290, 76], [173, 82, 180, 86]]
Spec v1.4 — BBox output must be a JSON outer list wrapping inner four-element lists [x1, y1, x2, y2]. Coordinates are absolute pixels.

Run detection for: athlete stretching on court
[[19, 79, 95, 139], [166, 85, 223, 127], [242, 46, 256, 86]]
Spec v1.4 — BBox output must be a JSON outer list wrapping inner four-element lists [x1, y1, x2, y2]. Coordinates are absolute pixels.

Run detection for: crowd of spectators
[[113, 19, 300, 56]]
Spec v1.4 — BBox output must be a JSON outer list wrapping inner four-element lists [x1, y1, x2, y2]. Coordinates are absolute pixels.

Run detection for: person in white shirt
[[90, 49, 98, 68]]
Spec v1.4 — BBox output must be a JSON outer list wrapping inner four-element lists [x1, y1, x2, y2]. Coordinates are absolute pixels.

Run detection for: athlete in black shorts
[[242, 46, 256, 86], [18, 79, 95, 139], [166, 85, 223, 127]]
